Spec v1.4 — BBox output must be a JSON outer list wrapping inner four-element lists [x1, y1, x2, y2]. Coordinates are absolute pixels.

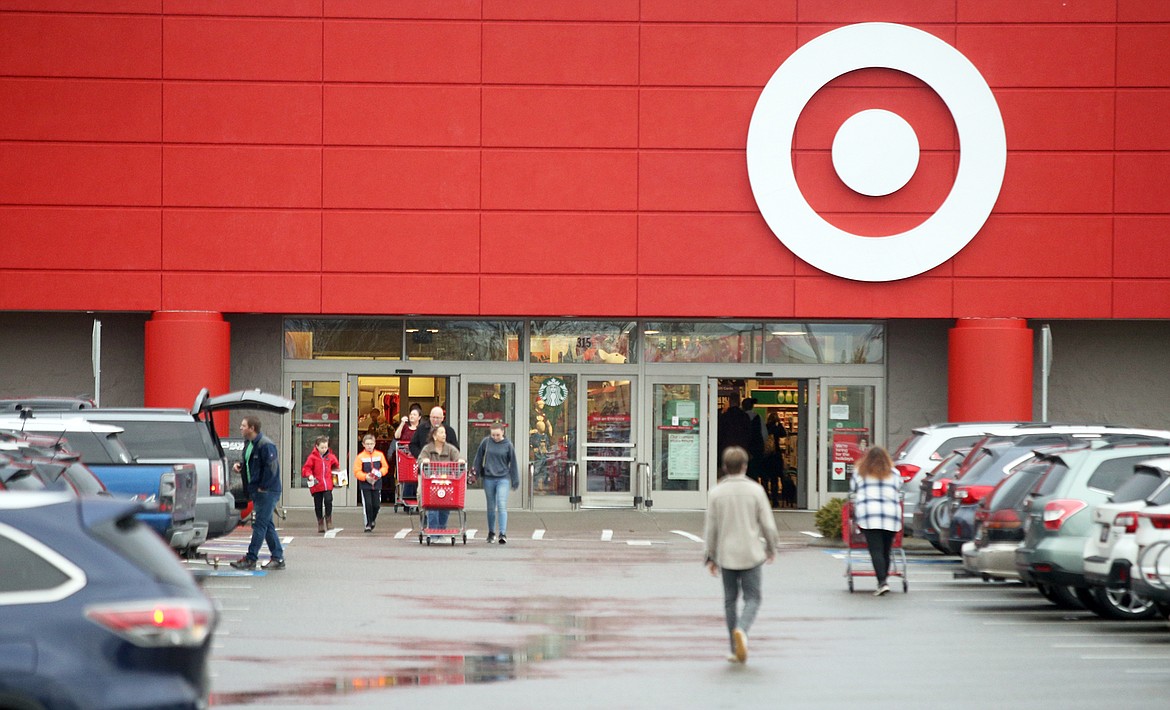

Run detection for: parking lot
[[200, 510, 1170, 709]]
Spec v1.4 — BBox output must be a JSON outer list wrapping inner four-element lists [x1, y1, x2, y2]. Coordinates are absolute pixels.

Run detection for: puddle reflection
[[209, 613, 590, 706]]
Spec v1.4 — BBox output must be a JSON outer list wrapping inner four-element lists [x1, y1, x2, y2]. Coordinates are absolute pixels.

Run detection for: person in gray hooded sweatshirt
[[471, 422, 520, 544]]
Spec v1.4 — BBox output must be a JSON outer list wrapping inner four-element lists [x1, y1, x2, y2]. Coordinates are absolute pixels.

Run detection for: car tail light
[[987, 509, 1022, 530], [931, 478, 951, 498], [1113, 511, 1140, 534], [85, 600, 213, 647], [210, 460, 224, 496], [895, 463, 920, 484], [953, 485, 995, 505], [1043, 499, 1087, 531], [1141, 513, 1170, 530]]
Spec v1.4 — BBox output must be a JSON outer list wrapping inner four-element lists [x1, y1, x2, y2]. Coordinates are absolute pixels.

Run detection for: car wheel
[[1088, 586, 1160, 621], [1036, 583, 1085, 610]]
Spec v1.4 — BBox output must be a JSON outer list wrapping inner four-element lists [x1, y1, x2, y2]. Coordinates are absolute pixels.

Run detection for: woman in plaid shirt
[[850, 446, 903, 596]]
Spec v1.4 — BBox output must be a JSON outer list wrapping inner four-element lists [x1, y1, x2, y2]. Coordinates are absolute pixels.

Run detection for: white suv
[[893, 422, 1033, 535]]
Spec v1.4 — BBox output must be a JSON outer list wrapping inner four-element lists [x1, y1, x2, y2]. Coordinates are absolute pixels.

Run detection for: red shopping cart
[[394, 442, 419, 514], [417, 460, 468, 546], [842, 498, 908, 593]]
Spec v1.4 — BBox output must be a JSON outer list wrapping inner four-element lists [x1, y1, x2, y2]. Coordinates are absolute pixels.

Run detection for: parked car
[[962, 460, 1054, 582], [1015, 442, 1170, 619], [5, 389, 294, 548], [913, 447, 975, 553], [0, 454, 43, 491], [0, 491, 217, 709], [893, 422, 1032, 535], [945, 428, 1170, 555], [0, 421, 198, 552], [1082, 457, 1170, 595], [1130, 501, 1170, 611]]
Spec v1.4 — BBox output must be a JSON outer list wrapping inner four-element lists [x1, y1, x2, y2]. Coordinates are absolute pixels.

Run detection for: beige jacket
[[703, 473, 780, 571]]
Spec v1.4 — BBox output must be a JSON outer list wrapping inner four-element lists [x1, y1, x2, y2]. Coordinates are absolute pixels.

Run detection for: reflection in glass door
[[461, 379, 520, 506], [648, 379, 705, 508], [582, 378, 635, 506], [289, 379, 348, 507], [818, 379, 882, 506], [529, 374, 577, 503]]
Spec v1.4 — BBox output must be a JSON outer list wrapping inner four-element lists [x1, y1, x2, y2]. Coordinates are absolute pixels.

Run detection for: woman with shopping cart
[[417, 425, 465, 542], [849, 446, 904, 596]]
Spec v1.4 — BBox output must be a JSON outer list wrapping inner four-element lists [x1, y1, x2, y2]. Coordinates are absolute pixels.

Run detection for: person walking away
[[354, 434, 389, 533], [742, 397, 767, 482], [301, 435, 340, 533], [394, 403, 423, 500], [716, 394, 751, 466], [231, 416, 285, 571], [850, 446, 903, 596], [703, 446, 779, 663], [418, 425, 464, 541], [472, 422, 519, 544], [410, 406, 460, 458]]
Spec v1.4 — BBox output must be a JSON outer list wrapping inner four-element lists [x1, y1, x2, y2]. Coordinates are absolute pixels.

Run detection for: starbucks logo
[[538, 377, 568, 407]]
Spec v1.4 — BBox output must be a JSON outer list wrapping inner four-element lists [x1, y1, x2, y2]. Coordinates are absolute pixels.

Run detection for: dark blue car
[[0, 492, 217, 710]]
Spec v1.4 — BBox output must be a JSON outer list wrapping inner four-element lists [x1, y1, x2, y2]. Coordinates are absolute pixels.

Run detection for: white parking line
[[627, 540, 652, 546], [532, 529, 545, 540], [601, 529, 613, 541], [324, 528, 343, 538], [1081, 654, 1170, 660], [394, 528, 411, 539], [801, 531, 824, 538], [467, 529, 478, 539], [671, 530, 703, 543]]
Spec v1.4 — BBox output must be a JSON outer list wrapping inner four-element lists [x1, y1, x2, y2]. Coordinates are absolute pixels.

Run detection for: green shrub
[[814, 497, 846, 540]]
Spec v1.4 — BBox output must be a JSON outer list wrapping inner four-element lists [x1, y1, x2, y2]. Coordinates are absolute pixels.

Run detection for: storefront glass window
[[763, 323, 884, 364], [642, 322, 763, 363], [283, 318, 403, 360], [405, 320, 522, 361], [530, 374, 578, 496], [529, 320, 637, 365]]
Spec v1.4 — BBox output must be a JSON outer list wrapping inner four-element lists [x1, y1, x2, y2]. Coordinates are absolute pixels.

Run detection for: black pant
[[863, 528, 896, 584], [312, 489, 333, 520], [360, 485, 381, 527]]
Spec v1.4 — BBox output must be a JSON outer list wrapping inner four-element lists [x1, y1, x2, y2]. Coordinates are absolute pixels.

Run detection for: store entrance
[[715, 378, 809, 510]]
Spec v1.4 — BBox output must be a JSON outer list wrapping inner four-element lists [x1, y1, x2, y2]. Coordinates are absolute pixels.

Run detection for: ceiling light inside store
[[643, 330, 660, 335], [771, 331, 803, 336]]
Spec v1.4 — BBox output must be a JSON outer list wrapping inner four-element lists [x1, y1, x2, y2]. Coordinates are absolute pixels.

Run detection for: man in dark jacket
[[409, 406, 459, 458], [231, 416, 285, 571]]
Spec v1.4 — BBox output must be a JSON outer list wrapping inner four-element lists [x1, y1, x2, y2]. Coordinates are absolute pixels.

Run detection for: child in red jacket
[[302, 435, 341, 533]]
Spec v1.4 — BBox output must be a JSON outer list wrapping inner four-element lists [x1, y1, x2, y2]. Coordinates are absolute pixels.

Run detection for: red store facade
[[3, 1, 1170, 511]]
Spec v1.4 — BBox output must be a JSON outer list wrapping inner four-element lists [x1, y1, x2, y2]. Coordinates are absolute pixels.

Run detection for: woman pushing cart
[[844, 446, 908, 595], [416, 425, 468, 545]]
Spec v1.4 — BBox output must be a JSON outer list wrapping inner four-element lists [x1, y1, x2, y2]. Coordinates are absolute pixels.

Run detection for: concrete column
[[145, 311, 230, 435], [948, 318, 1033, 422]]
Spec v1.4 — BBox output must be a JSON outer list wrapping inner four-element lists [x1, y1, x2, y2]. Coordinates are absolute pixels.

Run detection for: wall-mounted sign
[[747, 22, 1006, 282]]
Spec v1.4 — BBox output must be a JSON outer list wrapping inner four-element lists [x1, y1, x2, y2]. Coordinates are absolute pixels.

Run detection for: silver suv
[[2, 389, 293, 546]]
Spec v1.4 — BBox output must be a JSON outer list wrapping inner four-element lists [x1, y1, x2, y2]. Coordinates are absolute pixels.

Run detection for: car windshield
[[988, 468, 1047, 511], [56, 432, 134, 465], [111, 421, 217, 459], [1086, 455, 1162, 493], [933, 435, 986, 461], [1110, 468, 1168, 503], [1149, 479, 1170, 506], [64, 462, 106, 496], [1029, 459, 1066, 497]]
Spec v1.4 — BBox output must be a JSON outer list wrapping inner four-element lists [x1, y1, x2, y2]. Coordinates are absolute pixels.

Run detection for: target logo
[[746, 23, 1006, 282]]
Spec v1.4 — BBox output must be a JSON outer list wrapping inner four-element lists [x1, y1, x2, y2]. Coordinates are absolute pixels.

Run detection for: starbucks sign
[[538, 377, 569, 407]]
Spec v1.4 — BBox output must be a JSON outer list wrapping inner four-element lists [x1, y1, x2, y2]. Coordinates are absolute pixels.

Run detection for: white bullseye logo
[[746, 23, 1007, 282]]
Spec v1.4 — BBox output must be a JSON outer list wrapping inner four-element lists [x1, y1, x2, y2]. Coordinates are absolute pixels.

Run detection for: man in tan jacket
[[703, 446, 780, 663]]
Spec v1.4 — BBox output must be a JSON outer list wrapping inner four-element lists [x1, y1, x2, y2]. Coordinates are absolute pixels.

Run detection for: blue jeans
[[247, 490, 284, 562], [721, 564, 763, 651], [427, 510, 451, 530], [483, 477, 511, 535]]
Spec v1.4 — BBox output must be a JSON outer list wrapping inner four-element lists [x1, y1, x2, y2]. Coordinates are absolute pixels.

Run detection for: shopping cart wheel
[[847, 578, 854, 593], [450, 536, 455, 546], [903, 578, 909, 593], [462, 533, 467, 545]]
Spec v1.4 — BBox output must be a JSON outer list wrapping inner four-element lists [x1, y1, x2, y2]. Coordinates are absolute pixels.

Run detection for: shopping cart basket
[[842, 498, 908, 592], [417, 460, 467, 546], [394, 442, 419, 514]]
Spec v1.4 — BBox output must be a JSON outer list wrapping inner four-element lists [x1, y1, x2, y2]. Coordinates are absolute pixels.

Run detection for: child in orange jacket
[[353, 433, 390, 533]]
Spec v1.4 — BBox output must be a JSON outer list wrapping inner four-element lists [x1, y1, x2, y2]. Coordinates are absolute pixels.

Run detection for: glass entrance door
[[459, 377, 522, 511], [816, 378, 883, 509], [581, 378, 636, 507], [288, 379, 349, 507], [529, 374, 577, 510], [646, 377, 706, 509]]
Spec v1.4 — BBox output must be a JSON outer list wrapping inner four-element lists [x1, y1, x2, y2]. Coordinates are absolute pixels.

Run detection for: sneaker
[[498, 533, 507, 545], [732, 628, 748, 663], [726, 654, 741, 663], [875, 583, 891, 597], [229, 556, 257, 571], [364, 525, 372, 533], [486, 532, 496, 544], [261, 558, 286, 571]]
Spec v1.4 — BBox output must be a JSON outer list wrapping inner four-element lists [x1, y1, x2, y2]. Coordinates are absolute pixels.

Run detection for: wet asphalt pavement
[[197, 509, 1170, 709]]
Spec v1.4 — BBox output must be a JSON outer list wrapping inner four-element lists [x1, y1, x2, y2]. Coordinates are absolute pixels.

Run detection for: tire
[[1037, 583, 1085, 610], [1088, 586, 1160, 621], [929, 540, 951, 554]]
